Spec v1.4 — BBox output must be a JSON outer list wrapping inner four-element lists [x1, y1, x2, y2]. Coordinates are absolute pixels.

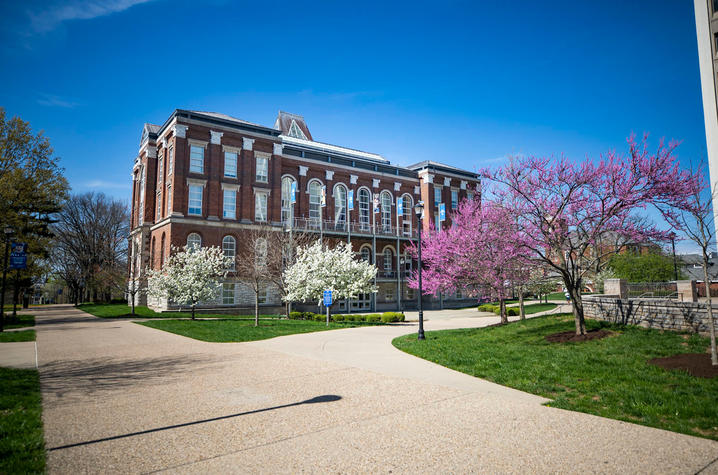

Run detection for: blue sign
[[323, 289, 333, 306], [321, 186, 327, 207], [373, 195, 380, 213], [9, 242, 27, 270], [439, 203, 446, 222], [348, 190, 354, 210], [290, 181, 297, 204], [397, 197, 403, 218]]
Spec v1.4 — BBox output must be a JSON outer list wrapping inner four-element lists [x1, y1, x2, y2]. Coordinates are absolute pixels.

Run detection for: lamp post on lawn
[[0, 227, 14, 332], [413, 202, 425, 340]]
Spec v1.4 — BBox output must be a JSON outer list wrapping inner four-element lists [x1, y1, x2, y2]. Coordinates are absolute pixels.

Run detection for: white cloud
[[37, 93, 79, 108], [28, 0, 154, 34], [85, 180, 130, 190]]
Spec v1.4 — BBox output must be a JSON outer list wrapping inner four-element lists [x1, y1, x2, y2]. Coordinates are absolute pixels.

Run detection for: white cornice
[[186, 178, 207, 187], [274, 153, 420, 183], [243, 137, 255, 150], [221, 183, 240, 192], [188, 139, 208, 148], [210, 130, 224, 145]]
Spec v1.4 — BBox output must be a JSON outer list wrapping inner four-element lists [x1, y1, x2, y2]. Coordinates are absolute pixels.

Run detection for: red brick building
[[129, 110, 480, 312]]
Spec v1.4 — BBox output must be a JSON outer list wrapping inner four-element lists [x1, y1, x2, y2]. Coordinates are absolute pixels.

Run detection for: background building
[[129, 110, 480, 313]]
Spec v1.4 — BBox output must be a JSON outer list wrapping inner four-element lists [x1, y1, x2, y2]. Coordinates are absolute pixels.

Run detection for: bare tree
[[265, 228, 314, 317], [234, 226, 274, 326]]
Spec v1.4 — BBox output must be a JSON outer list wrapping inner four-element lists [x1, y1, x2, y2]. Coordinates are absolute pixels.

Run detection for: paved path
[[18, 305, 718, 473]]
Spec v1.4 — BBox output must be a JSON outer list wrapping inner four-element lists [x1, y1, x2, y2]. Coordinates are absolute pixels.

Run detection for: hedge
[[290, 311, 405, 323]]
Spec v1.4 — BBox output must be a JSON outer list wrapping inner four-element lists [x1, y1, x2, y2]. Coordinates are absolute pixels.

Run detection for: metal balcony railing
[[283, 218, 417, 239]]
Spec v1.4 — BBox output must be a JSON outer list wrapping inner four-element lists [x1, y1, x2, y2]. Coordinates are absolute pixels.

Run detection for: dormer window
[[287, 120, 308, 140]]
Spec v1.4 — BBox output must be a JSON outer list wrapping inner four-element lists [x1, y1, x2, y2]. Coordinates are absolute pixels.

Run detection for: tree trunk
[[255, 290, 259, 327], [519, 292, 525, 321], [191, 304, 196, 320], [568, 286, 586, 335], [703, 254, 717, 366], [499, 298, 508, 324], [130, 288, 136, 316]]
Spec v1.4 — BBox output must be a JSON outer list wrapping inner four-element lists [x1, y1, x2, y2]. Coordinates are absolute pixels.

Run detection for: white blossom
[[147, 245, 229, 315], [283, 240, 377, 306]]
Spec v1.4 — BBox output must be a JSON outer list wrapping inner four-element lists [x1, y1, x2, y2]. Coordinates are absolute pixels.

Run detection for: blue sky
[[0, 0, 708, 251]]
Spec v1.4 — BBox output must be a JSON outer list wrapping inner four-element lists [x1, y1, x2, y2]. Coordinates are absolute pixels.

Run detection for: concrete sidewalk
[[27, 304, 718, 474]]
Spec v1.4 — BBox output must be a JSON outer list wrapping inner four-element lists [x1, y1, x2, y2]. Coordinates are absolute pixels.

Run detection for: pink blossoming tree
[[483, 135, 697, 335], [409, 198, 533, 324]]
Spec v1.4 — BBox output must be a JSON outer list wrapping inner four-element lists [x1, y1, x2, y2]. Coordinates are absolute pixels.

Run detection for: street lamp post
[[0, 227, 13, 332], [413, 202, 425, 340]]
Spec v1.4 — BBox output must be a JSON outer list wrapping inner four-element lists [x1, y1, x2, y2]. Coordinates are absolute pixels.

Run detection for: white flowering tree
[[283, 240, 377, 320], [147, 245, 229, 320]]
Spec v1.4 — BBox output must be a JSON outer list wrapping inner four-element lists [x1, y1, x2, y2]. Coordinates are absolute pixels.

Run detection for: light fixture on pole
[[0, 226, 14, 332], [413, 202, 425, 340]]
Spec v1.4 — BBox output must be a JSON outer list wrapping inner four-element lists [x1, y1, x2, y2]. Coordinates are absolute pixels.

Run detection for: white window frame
[[223, 189, 236, 219], [402, 194, 413, 236], [224, 151, 237, 178], [334, 184, 347, 229], [308, 180, 323, 225], [360, 245, 372, 263], [187, 233, 202, 251], [188, 185, 203, 215], [223, 236, 236, 270], [222, 282, 236, 305], [281, 176, 295, 224], [434, 186, 442, 207], [255, 191, 268, 222], [358, 188, 371, 231], [156, 191, 162, 220], [255, 238, 267, 268], [158, 152, 164, 184], [383, 248, 393, 272], [190, 145, 204, 174], [168, 145, 174, 174], [451, 189, 458, 210], [255, 153, 269, 183], [166, 185, 172, 216], [380, 191, 392, 232]]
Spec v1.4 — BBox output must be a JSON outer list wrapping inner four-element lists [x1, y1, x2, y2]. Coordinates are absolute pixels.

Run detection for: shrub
[[365, 314, 381, 323], [381, 312, 405, 323], [312, 313, 326, 322], [478, 304, 495, 312], [506, 307, 519, 316], [289, 311, 303, 320]]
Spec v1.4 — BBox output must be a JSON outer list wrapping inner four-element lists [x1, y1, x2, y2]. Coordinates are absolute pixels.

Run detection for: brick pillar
[[604, 278, 627, 299], [677, 280, 698, 302]]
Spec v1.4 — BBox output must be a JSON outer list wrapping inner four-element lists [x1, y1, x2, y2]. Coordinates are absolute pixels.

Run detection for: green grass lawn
[[138, 318, 376, 342], [3, 314, 34, 329], [393, 314, 718, 441], [0, 330, 35, 342], [0, 367, 45, 473], [79, 303, 281, 320], [508, 303, 557, 314]]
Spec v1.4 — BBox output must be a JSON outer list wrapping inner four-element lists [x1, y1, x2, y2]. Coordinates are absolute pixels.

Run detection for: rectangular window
[[223, 189, 236, 219], [256, 156, 268, 182], [255, 192, 267, 222], [434, 187, 442, 206], [407, 287, 415, 300], [258, 284, 268, 304], [188, 185, 203, 215], [166, 185, 172, 216], [168, 146, 174, 174], [158, 153, 164, 184], [222, 283, 235, 305], [451, 190, 458, 210], [384, 287, 394, 302], [224, 152, 237, 178], [190, 145, 204, 173], [156, 192, 162, 220]]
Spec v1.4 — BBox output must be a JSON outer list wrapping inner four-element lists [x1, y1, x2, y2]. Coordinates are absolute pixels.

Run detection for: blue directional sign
[[348, 190, 354, 210], [373, 195, 380, 213], [397, 197, 403, 218], [290, 181, 297, 204], [439, 203, 446, 222], [323, 289, 333, 306], [9, 242, 27, 270]]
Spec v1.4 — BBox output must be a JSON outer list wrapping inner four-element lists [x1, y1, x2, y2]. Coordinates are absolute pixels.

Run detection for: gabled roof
[[140, 123, 160, 147], [274, 111, 313, 141]]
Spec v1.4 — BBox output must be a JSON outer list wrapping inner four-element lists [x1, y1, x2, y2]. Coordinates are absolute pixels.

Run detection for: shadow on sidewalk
[[48, 394, 342, 451], [40, 354, 217, 402]]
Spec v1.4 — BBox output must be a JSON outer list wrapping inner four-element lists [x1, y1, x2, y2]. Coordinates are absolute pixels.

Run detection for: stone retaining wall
[[583, 295, 718, 333]]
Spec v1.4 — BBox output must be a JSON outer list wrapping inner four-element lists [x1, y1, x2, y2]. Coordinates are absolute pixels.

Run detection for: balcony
[[284, 218, 417, 239]]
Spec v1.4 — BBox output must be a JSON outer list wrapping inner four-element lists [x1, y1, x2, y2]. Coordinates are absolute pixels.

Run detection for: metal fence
[[626, 282, 677, 299]]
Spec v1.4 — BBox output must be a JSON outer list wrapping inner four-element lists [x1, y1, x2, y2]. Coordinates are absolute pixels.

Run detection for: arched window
[[222, 236, 236, 270], [308, 180, 322, 226], [281, 176, 295, 224], [160, 233, 166, 267], [334, 184, 347, 230], [255, 238, 267, 268], [358, 188, 370, 231], [150, 236, 156, 270], [383, 247, 394, 274], [187, 233, 201, 252], [360, 246, 372, 264], [380, 191, 392, 232], [402, 250, 413, 276], [402, 194, 413, 236]]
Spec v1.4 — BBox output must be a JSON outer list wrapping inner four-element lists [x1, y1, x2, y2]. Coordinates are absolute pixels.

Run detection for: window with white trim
[[309, 180, 322, 225], [222, 282, 236, 304], [256, 155, 268, 183], [168, 146, 174, 174], [383, 248, 393, 272], [190, 145, 204, 173], [223, 189, 236, 219], [334, 184, 347, 229], [402, 194, 413, 236], [223, 236, 236, 270], [224, 152, 237, 178], [359, 188, 370, 231], [287, 120, 307, 140], [258, 283, 268, 304], [166, 185, 172, 216], [255, 192, 268, 222], [187, 233, 201, 251], [281, 176, 295, 224], [451, 189, 458, 210], [188, 185, 203, 215], [434, 186, 442, 207], [380, 191, 392, 232], [156, 191, 162, 221], [158, 152, 164, 184], [361, 246, 372, 263], [255, 238, 267, 268]]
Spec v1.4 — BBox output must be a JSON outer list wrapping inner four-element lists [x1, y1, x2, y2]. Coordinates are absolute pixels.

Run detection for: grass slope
[[79, 303, 280, 320], [3, 314, 35, 329], [393, 314, 718, 440], [0, 368, 45, 473], [138, 319, 371, 343], [0, 330, 35, 342]]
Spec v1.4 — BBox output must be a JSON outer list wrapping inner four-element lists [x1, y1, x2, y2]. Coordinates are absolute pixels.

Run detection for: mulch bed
[[648, 353, 718, 378], [545, 329, 612, 343]]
